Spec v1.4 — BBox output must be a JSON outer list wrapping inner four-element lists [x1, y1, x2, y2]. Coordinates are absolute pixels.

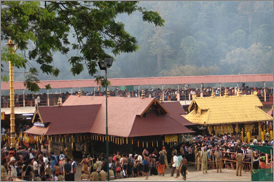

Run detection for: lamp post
[[98, 58, 113, 181], [5, 38, 17, 149]]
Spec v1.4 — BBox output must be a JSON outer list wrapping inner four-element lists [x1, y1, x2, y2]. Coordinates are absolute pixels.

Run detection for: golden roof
[[185, 94, 273, 125]]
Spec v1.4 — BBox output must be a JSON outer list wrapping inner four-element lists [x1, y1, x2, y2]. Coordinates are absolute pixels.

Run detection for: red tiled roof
[[161, 102, 195, 126], [1, 74, 272, 90], [128, 113, 194, 137], [25, 105, 101, 135], [267, 109, 273, 116], [62, 95, 194, 137]]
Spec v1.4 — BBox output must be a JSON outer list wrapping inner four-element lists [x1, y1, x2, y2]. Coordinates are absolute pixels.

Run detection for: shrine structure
[[185, 88, 273, 141]]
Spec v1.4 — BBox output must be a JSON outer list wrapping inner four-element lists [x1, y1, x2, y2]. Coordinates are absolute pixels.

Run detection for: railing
[[1, 92, 273, 108]]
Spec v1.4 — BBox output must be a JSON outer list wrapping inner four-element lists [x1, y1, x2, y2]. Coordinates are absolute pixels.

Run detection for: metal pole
[[105, 68, 109, 181]]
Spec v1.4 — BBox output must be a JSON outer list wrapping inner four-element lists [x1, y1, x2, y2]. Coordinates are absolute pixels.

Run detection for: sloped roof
[[62, 95, 193, 137], [185, 94, 273, 125], [161, 102, 195, 126], [25, 105, 101, 135], [267, 107, 273, 116], [129, 112, 194, 137]]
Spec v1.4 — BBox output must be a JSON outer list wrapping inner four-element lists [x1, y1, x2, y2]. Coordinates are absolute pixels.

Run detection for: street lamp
[[98, 58, 113, 181]]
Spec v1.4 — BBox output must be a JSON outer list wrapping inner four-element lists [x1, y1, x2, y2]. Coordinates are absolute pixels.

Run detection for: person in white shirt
[[170, 152, 178, 177], [33, 159, 39, 177], [137, 154, 143, 163], [43, 153, 49, 165]]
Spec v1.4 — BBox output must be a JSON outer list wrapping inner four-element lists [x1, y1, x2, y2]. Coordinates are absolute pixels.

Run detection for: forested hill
[[8, 1, 274, 81]]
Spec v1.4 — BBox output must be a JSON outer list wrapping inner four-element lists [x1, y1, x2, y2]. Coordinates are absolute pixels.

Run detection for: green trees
[[1, 1, 164, 91]]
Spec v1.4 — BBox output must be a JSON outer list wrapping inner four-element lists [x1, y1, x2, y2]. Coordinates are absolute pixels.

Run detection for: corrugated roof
[[1, 74, 272, 90], [62, 95, 193, 137], [185, 94, 273, 125]]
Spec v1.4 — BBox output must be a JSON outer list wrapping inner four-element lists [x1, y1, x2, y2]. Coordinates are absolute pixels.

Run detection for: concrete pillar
[[177, 85, 180, 101], [162, 92, 164, 102], [219, 83, 221, 97], [200, 83, 203, 97], [149, 94, 151, 98], [60, 88, 62, 94], [47, 89, 49, 106], [23, 90, 25, 107], [177, 93, 180, 101], [263, 82, 266, 101], [189, 93, 191, 101]]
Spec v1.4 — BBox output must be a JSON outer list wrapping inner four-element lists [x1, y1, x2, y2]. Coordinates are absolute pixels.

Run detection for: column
[[48, 139, 53, 154], [177, 85, 180, 101], [263, 82, 266, 102], [47, 89, 49, 106], [23, 90, 25, 107], [84, 141, 88, 155], [60, 141, 65, 152], [94, 87, 96, 96], [219, 83, 221, 97], [71, 135, 76, 151], [200, 83, 203, 97]]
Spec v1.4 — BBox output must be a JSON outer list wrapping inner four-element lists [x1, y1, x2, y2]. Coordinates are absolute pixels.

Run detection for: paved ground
[[75, 162, 251, 181]]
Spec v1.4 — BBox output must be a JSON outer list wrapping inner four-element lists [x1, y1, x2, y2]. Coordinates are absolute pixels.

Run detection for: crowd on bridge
[[1, 132, 272, 181], [1, 85, 273, 108]]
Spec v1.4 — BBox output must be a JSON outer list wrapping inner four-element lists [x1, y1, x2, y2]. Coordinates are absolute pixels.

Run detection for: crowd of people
[[1, 85, 273, 108], [1, 133, 272, 181]]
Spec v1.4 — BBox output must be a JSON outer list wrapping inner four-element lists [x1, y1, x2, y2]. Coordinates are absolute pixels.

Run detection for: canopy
[[247, 144, 273, 155]]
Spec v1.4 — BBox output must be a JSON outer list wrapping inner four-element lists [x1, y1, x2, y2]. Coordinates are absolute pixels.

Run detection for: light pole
[[5, 38, 17, 149], [98, 58, 113, 181]]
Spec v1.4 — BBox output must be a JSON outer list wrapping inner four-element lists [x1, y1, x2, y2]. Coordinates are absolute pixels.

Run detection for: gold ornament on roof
[[141, 89, 145, 99], [107, 87, 110, 97], [78, 88, 82, 97], [192, 94, 197, 99], [237, 87, 241, 96], [223, 88, 228, 97], [253, 90, 258, 96], [211, 90, 215, 98], [159, 93, 163, 102]]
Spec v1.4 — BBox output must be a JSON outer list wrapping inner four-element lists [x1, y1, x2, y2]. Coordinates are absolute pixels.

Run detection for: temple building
[[25, 93, 194, 155], [185, 89, 273, 141]]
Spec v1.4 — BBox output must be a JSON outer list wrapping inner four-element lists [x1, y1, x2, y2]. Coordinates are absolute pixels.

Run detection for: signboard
[[165, 135, 178, 143], [1, 112, 5, 120], [33, 122, 45, 127]]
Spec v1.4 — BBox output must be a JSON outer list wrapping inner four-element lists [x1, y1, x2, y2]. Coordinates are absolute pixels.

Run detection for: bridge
[[1, 74, 273, 90]]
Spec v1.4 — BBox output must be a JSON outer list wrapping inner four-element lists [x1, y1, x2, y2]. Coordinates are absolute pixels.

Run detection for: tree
[[1, 1, 164, 91], [159, 64, 220, 76], [220, 43, 273, 74]]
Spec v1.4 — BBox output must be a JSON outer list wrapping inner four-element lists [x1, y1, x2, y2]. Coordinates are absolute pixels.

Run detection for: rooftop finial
[[253, 90, 258, 96], [224, 88, 228, 97], [78, 88, 82, 97], [141, 89, 145, 99], [107, 87, 110, 97], [237, 87, 241, 96], [211, 90, 215, 98], [159, 93, 163, 102]]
